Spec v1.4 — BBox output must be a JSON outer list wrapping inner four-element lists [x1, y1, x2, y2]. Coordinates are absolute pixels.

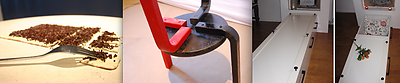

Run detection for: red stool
[[141, 0, 241, 83]]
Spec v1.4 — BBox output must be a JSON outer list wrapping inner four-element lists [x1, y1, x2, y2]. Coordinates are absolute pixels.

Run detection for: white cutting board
[[0, 15, 122, 83]]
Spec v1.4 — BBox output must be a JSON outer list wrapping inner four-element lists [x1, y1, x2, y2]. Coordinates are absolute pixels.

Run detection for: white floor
[[122, 2, 252, 83]]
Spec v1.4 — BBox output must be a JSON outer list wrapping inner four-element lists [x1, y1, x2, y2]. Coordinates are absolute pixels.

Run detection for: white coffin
[[253, 13, 317, 83], [339, 15, 391, 83]]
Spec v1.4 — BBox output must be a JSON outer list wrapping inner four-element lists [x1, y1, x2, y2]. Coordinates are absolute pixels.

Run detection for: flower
[[354, 42, 372, 61], [381, 21, 387, 27], [365, 52, 369, 55]]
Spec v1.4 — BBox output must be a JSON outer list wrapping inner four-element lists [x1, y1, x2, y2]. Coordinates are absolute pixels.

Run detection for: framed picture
[[289, 0, 320, 11], [362, 0, 395, 11]]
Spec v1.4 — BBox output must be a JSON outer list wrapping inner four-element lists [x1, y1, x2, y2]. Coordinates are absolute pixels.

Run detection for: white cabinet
[[339, 28, 390, 83], [253, 13, 317, 83], [339, 15, 391, 83]]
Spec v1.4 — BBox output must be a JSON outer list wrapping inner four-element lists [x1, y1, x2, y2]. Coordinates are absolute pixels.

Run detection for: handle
[[0, 54, 46, 61], [190, 0, 211, 25], [390, 27, 393, 39], [272, 29, 275, 33], [309, 37, 315, 48], [301, 70, 306, 83], [387, 57, 391, 75], [314, 22, 318, 29], [294, 66, 298, 71]]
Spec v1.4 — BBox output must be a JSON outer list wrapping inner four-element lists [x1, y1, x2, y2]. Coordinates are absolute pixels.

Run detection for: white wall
[[336, 0, 355, 12], [330, 0, 333, 24], [280, 0, 331, 33], [258, 0, 281, 22], [353, 0, 400, 28]]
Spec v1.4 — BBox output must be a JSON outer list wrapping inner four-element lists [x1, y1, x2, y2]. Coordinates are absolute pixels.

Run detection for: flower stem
[[353, 42, 359, 47]]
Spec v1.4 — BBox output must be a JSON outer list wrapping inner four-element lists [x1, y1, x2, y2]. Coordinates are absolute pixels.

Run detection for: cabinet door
[[296, 32, 316, 83]]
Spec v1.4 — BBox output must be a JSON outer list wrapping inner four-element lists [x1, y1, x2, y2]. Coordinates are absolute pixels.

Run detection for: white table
[[253, 13, 317, 83], [0, 15, 122, 83], [339, 28, 390, 83]]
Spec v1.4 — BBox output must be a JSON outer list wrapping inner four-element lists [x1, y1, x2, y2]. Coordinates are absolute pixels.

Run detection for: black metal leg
[[189, 3, 241, 81], [229, 39, 240, 83], [252, 0, 259, 25], [254, 5, 259, 25], [225, 26, 240, 83], [195, 23, 241, 83]]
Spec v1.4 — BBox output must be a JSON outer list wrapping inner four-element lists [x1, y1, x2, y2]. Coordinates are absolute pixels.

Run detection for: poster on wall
[[300, 0, 315, 6], [290, 0, 320, 11], [362, 0, 395, 11]]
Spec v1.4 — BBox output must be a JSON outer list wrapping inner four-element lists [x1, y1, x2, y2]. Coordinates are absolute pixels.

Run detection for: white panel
[[259, 0, 281, 22], [339, 34, 389, 83]]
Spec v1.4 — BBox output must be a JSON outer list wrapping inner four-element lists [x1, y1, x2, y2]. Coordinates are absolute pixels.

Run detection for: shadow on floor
[[169, 51, 231, 83], [0, 57, 86, 68]]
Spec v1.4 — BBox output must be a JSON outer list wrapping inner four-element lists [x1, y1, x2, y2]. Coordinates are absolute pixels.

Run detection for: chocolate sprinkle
[[9, 24, 102, 47], [89, 31, 120, 49], [9, 24, 82, 44], [89, 50, 118, 62], [9, 24, 120, 63]]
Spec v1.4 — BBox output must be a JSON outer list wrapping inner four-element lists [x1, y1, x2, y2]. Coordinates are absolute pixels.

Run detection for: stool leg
[[161, 51, 173, 69], [224, 26, 240, 83]]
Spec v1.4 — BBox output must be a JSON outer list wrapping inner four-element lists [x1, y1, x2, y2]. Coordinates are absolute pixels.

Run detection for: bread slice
[[1, 24, 122, 70], [79, 52, 121, 70]]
